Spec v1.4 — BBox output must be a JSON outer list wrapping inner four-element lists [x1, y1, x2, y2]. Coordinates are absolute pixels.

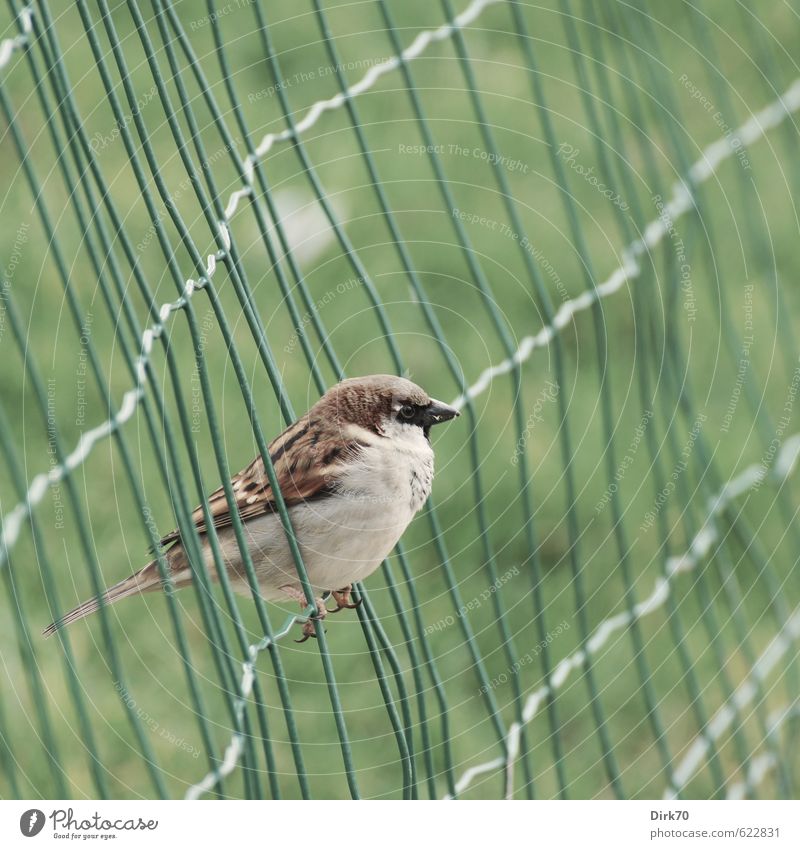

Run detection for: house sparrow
[[44, 375, 459, 642]]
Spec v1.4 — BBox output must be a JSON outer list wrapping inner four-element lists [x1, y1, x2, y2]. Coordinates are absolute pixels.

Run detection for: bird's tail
[[43, 559, 165, 638]]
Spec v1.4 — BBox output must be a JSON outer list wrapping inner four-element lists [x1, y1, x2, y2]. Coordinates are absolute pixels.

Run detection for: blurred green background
[[1, 0, 799, 799]]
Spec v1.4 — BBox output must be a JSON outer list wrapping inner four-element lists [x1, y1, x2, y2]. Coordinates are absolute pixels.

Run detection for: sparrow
[[44, 375, 459, 642]]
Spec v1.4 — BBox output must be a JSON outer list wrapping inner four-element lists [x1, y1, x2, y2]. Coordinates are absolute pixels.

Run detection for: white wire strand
[[451, 77, 800, 411], [183, 612, 305, 800], [445, 432, 800, 798], [664, 615, 800, 798], [725, 705, 800, 800], [0, 6, 32, 71], [238, 0, 505, 188], [0, 260, 217, 568]]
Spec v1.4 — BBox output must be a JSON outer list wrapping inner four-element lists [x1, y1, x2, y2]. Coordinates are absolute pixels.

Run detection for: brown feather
[[156, 408, 373, 548]]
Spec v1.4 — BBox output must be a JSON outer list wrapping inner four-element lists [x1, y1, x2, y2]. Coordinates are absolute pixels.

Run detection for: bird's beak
[[423, 399, 460, 428]]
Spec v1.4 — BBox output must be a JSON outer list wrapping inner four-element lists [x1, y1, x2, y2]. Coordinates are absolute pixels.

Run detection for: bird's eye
[[399, 404, 415, 420]]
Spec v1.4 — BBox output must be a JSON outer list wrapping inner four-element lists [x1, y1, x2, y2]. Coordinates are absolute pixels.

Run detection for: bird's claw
[[328, 585, 362, 614], [294, 598, 328, 643], [290, 589, 358, 641]]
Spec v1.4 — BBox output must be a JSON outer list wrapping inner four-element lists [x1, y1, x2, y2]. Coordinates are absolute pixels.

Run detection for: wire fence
[[1, 0, 799, 799]]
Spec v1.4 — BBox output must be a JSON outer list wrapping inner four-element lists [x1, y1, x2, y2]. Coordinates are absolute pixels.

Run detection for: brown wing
[[156, 415, 358, 549]]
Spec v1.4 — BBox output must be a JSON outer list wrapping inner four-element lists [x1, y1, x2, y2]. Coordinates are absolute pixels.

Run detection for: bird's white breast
[[223, 420, 435, 599], [338, 419, 434, 514]]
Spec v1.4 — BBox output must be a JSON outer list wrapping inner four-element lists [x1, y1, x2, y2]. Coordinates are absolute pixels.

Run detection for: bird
[[44, 374, 459, 642]]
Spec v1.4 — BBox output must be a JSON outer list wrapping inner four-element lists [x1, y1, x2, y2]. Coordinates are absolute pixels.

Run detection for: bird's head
[[317, 374, 460, 440]]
